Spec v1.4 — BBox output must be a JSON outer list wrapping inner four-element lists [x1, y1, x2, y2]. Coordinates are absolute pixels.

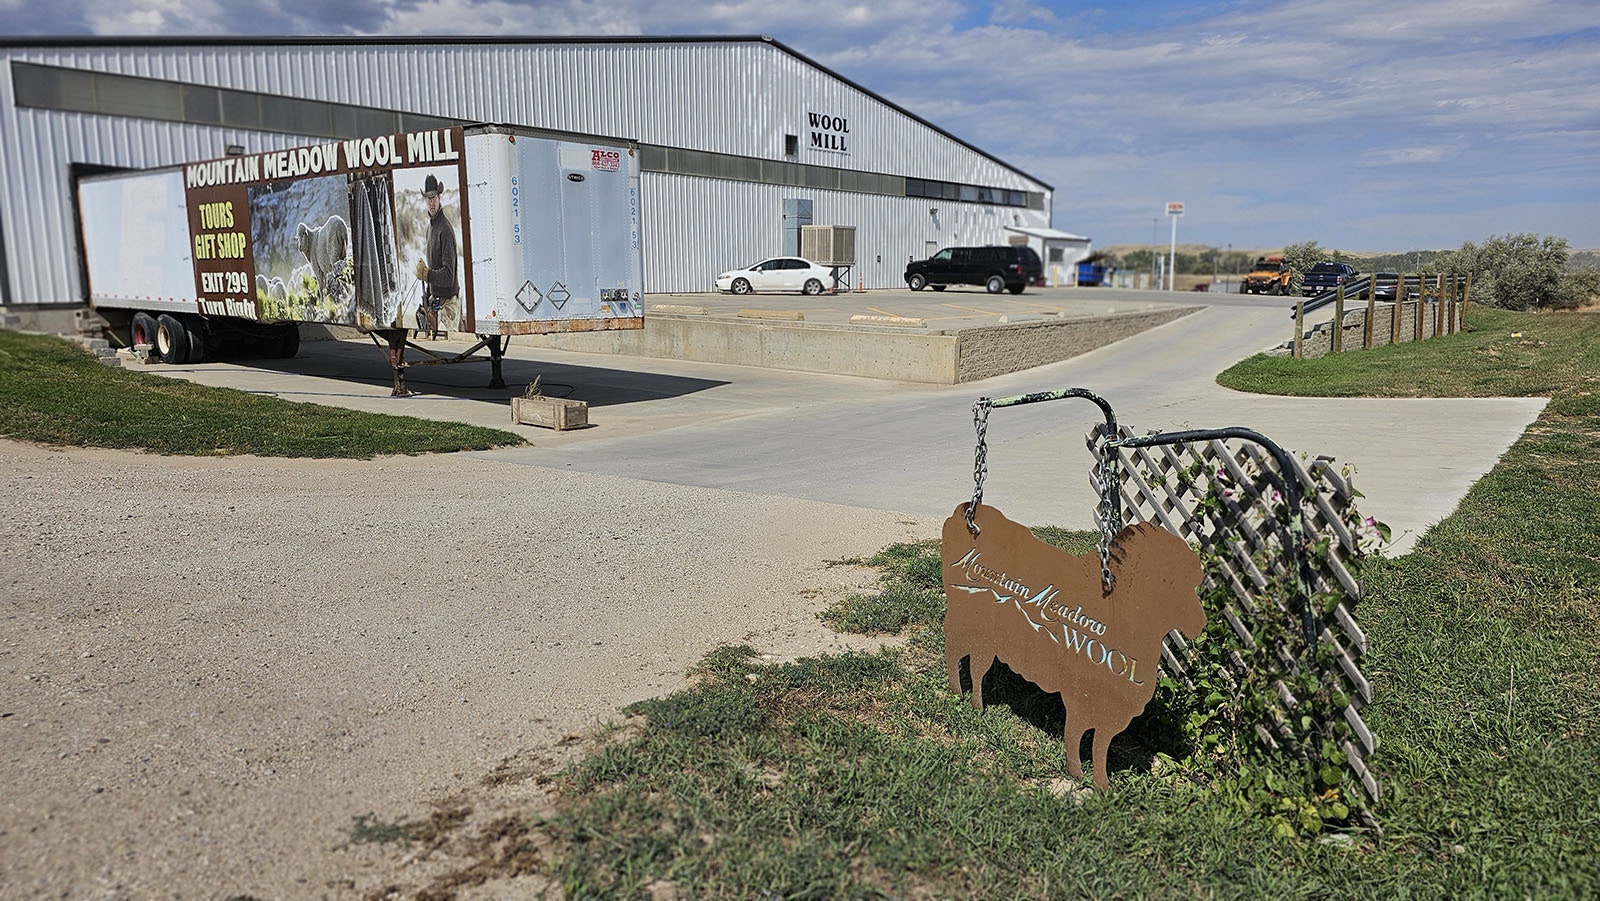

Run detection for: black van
[[904, 245, 1044, 294]]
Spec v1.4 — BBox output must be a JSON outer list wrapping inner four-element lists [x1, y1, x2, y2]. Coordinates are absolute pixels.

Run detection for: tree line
[[1105, 235, 1598, 310]]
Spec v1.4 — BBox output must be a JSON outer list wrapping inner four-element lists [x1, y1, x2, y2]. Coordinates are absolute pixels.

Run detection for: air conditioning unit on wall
[[801, 225, 856, 266]]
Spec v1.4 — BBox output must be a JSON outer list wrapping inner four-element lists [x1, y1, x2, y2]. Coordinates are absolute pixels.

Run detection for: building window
[[784, 134, 798, 156]]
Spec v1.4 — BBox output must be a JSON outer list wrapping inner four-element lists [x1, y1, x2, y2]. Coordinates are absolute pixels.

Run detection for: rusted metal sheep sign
[[942, 503, 1205, 790], [945, 386, 1383, 825]]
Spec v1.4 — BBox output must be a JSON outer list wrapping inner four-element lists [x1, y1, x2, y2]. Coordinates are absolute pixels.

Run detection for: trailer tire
[[155, 314, 190, 364], [277, 325, 301, 359], [183, 316, 208, 363], [131, 311, 160, 350]]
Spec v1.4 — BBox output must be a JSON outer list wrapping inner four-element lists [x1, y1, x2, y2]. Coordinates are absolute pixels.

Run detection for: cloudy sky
[[7, 0, 1596, 252]]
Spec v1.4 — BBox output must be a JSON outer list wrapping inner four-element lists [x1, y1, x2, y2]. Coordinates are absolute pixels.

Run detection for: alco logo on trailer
[[941, 503, 1205, 790]]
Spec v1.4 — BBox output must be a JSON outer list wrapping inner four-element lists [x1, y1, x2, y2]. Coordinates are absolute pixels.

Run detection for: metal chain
[[1094, 433, 1123, 592], [966, 398, 992, 535]]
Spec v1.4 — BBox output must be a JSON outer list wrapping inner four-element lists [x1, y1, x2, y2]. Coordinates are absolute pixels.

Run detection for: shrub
[[1452, 233, 1572, 310]]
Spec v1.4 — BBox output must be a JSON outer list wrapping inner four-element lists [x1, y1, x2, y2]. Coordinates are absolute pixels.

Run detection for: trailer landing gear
[[370, 330, 509, 397]]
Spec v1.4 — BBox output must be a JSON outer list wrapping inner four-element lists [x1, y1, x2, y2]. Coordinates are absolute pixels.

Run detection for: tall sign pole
[[1166, 202, 1184, 291]]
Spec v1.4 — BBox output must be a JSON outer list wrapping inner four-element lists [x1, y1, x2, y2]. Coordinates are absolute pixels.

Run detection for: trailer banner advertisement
[[81, 123, 643, 348], [182, 127, 470, 331]]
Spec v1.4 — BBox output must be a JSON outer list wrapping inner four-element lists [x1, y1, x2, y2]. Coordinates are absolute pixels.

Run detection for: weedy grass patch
[[0, 329, 524, 457], [1217, 306, 1600, 398]]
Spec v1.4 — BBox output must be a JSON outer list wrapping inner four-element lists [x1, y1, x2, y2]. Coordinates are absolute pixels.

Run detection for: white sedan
[[715, 257, 832, 295]]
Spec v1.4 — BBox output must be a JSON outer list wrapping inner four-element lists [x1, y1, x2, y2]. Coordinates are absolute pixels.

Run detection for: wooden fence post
[[1414, 275, 1426, 343], [1333, 284, 1345, 354], [1462, 273, 1472, 330], [1294, 300, 1305, 358], [1392, 273, 1405, 345], [1440, 275, 1452, 339], [1364, 291, 1375, 349], [1448, 274, 1458, 335]]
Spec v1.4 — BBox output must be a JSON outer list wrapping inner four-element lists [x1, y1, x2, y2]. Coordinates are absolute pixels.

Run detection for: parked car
[[1301, 261, 1359, 297], [1369, 272, 1401, 300], [716, 257, 832, 295], [1240, 255, 1295, 295], [905, 245, 1043, 294]]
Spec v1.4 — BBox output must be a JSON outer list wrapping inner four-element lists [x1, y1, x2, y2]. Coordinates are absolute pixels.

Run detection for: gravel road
[[0, 441, 938, 898]]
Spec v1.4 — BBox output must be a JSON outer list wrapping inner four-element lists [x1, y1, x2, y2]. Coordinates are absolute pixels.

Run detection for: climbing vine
[[1114, 438, 1389, 835]]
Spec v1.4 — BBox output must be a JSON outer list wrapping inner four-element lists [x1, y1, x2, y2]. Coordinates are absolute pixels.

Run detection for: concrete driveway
[[138, 289, 1544, 555]]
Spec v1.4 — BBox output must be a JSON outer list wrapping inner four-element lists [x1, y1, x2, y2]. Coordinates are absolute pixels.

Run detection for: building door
[[783, 199, 812, 257]]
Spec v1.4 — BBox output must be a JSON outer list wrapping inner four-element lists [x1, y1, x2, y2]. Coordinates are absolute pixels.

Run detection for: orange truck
[[1239, 255, 1295, 295]]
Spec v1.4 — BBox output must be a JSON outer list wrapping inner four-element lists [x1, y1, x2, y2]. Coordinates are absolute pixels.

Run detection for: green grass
[[538, 397, 1600, 897], [518, 306, 1600, 898], [1218, 307, 1600, 397], [0, 329, 525, 457]]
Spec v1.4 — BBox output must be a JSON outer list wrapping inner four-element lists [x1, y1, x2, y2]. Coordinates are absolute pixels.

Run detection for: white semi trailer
[[75, 123, 644, 394]]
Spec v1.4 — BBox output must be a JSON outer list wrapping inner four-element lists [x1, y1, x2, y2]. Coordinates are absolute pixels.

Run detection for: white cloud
[[1361, 146, 1456, 165], [989, 0, 1061, 27], [370, 0, 644, 36], [83, 0, 229, 34], [13, 0, 1597, 248]]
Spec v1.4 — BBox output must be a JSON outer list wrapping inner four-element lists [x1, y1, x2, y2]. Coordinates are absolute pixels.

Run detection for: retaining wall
[[522, 306, 1202, 383], [1273, 300, 1460, 359]]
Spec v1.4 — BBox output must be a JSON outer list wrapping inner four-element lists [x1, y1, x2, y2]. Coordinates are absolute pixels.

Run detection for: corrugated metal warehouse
[[0, 35, 1054, 324]]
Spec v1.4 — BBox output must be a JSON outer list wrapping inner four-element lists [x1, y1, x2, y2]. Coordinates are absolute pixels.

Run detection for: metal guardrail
[[1295, 276, 1373, 316], [1293, 274, 1442, 317]]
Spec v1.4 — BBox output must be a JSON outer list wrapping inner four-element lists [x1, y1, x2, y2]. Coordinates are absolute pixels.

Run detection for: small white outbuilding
[[1003, 226, 1093, 285]]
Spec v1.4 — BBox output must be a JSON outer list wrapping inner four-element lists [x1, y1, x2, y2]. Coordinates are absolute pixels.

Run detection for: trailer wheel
[[130, 311, 159, 350], [155, 314, 190, 364], [183, 316, 208, 363], [277, 325, 301, 359]]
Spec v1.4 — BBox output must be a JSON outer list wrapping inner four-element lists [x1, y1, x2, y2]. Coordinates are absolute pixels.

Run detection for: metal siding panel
[[15, 42, 1042, 188], [638, 173, 1050, 294], [2, 41, 1050, 305], [0, 102, 326, 304]]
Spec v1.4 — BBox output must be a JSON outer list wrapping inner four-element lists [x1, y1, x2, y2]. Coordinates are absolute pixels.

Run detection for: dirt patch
[[0, 441, 936, 898]]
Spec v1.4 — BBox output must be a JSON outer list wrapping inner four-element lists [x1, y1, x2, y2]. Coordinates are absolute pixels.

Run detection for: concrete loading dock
[[499, 285, 1199, 384]]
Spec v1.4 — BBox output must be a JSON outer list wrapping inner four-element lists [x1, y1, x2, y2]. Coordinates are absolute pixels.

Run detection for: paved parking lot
[[647, 283, 1210, 328]]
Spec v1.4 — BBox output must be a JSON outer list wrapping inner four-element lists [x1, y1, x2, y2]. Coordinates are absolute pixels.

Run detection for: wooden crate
[[511, 396, 588, 430]]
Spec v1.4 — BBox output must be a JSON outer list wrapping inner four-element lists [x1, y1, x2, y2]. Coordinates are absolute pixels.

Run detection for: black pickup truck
[[1300, 261, 1359, 296]]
